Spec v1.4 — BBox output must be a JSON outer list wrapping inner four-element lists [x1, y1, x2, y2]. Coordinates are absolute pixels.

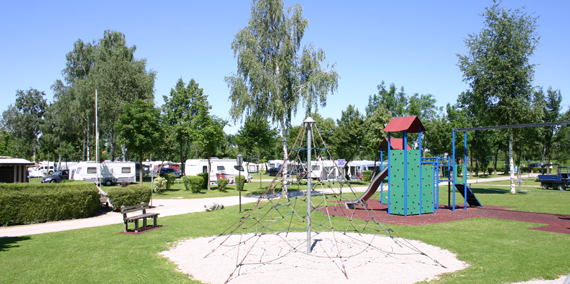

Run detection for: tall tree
[[225, 0, 339, 196], [1, 88, 47, 160], [457, 2, 540, 193], [332, 105, 365, 177], [115, 99, 163, 184], [235, 116, 278, 163], [163, 78, 210, 173], [366, 82, 407, 118], [541, 87, 563, 170]]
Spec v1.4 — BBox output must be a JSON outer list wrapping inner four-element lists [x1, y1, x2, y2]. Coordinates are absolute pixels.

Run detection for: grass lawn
[[2, 179, 570, 283]]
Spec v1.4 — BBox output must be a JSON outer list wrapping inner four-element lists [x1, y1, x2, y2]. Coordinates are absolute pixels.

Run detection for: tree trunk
[[493, 149, 498, 175], [139, 154, 144, 185], [87, 125, 90, 161], [121, 144, 126, 161], [280, 118, 288, 198], [509, 131, 516, 194], [207, 157, 211, 191]]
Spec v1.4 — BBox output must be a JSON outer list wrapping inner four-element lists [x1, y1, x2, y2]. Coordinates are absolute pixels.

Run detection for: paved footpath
[[0, 175, 526, 238]]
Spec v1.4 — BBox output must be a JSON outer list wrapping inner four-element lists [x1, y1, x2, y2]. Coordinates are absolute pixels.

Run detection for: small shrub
[[236, 175, 246, 191], [217, 178, 228, 191], [153, 177, 166, 194], [107, 185, 151, 211], [197, 172, 209, 189], [164, 173, 177, 190], [188, 176, 203, 193], [182, 176, 191, 191], [362, 170, 372, 182]]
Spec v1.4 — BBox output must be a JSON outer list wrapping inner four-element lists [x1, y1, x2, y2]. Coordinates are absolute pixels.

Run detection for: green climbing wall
[[421, 164, 434, 213], [389, 150, 434, 216]]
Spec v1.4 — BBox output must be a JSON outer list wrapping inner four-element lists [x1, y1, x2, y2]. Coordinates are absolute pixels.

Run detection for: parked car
[[159, 167, 182, 178], [529, 162, 545, 168], [41, 170, 69, 183], [266, 167, 282, 177]]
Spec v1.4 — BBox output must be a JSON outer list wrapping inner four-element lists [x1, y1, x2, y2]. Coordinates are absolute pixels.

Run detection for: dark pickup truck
[[535, 164, 569, 191]]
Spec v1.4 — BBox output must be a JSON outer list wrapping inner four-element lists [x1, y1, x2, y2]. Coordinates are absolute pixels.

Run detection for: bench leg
[[143, 218, 147, 228], [134, 220, 139, 233], [124, 221, 128, 233], [153, 216, 157, 227]]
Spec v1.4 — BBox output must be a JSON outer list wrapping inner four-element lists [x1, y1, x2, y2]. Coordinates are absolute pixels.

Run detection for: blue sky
[[1, 0, 569, 134]]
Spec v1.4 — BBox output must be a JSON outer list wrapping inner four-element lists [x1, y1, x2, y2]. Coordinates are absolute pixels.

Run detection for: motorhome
[[37, 161, 55, 175], [70, 161, 136, 185], [185, 158, 249, 184]]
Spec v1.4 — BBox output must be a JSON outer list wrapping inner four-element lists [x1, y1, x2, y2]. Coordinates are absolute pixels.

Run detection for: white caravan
[[267, 160, 284, 169], [185, 158, 249, 184], [309, 160, 341, 181], [345, 160, 386, 180], [70, 161, 136, 185]]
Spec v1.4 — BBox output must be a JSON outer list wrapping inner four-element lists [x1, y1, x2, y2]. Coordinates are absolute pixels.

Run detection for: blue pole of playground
[[452, 130, 456, 211], [380, 146, 384, 204], [404, 130, 408, 217], [464, 131, 468, 210], [387, 133, 392, 214], [419, 127, 422, 215]]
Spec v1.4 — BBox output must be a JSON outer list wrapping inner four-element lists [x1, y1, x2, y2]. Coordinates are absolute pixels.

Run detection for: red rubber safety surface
[[318, 200, 570, 234]]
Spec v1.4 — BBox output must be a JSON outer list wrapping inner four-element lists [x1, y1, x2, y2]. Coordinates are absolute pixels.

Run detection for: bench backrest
[[121, 202, 150, 214]]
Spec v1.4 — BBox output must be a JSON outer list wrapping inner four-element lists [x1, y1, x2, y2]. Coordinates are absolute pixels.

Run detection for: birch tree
[[226, 0, 338, 196], [457, 3, 539, 193]]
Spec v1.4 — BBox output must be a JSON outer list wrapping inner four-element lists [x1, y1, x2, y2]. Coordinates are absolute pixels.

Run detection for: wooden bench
[[120, 202, 159, 233]]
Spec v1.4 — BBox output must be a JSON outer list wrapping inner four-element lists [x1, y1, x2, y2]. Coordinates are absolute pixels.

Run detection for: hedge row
[[0, 182, 100, 226], [107, 185, 152, 211]]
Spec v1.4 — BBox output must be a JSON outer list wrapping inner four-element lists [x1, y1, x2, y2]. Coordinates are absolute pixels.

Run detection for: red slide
[[345, 167, 388, 209]]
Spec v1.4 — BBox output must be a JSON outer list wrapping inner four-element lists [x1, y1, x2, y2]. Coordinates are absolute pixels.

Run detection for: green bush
[[107, 185, 152, 211], [197, 172, 209, 189], [188, 176, 203, 193], [236, 175, 246, 191], [0, 182, 100, 226], [182, 176, 191, 191], [164, 173, 177, 190], [217, 178, 228, 191], [153, 177, 166, 194], [362, 170, 372, 182]]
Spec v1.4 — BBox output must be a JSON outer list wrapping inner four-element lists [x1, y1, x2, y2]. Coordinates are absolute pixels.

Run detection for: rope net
[[206, 122, 444, 283]]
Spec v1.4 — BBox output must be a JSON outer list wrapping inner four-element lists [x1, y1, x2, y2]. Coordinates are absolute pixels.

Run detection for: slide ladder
[[345, 167, 388, 209], [454, 184, 482, 207]]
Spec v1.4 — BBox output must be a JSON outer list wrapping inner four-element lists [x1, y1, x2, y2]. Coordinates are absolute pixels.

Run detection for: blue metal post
[[436, 157, 440, 210], [387, 133, 392, 214], [403, 130, 408, 217], [418, 127, 422, 215], [464, 131, 468, 210], [452, 130, 456, 211], [380, 146, 384, 204]]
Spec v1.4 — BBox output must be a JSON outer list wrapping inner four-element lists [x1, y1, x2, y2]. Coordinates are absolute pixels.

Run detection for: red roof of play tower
[[383, 116, 426, 133], [377, 138, 411, 150]]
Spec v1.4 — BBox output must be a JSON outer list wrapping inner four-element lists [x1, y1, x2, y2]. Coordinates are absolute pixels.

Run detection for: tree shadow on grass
[[0, 236, 31, 252], [469, 187, 529, 195]]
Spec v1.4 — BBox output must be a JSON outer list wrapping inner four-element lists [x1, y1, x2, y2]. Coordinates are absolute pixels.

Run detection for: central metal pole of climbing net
[[304, 117, 315, 254]]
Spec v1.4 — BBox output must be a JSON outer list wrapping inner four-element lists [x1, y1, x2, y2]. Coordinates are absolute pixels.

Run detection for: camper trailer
[[185, 158, 249, 184], [309, 160, 340, 181], [267, 160, 284, 169], [70, 161, 136, 185], [345, 160, 386, 180]]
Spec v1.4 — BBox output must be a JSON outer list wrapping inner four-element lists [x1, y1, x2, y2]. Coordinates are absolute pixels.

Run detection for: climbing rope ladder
[[206, 120, 445, 283]]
